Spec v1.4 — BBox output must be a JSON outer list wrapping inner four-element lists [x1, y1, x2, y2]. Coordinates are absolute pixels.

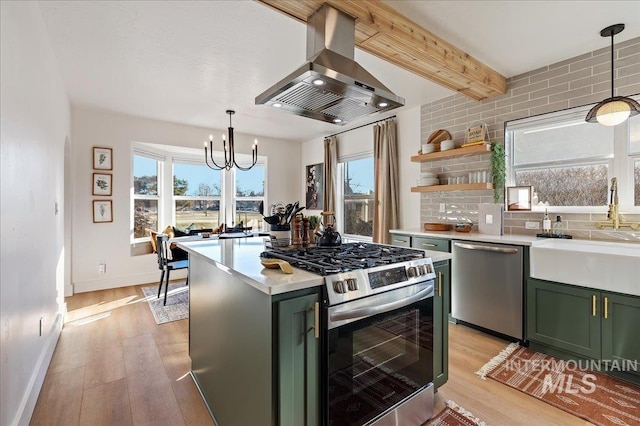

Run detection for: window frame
[[172, 157, 223, 231], [130, 142, 267, 244], [336, 152, 375, 242], [505, 96, 640, 214], [132, 148, 164, 241]]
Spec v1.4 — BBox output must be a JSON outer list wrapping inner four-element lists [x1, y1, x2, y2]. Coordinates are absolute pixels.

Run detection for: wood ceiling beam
[[258, 0, 507, 101]]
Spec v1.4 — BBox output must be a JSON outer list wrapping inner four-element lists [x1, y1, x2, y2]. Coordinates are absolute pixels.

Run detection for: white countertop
[[177, 238, 324, 296], [178, 238, 452, 296], [390, 228, 542, 246]]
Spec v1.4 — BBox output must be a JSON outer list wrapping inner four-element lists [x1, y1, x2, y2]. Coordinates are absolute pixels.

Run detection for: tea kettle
[[316, 212, 342, 247]]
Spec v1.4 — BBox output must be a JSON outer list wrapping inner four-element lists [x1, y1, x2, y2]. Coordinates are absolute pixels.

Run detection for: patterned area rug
[[476, 343, 640, 426], [426, 400, 487, 426], [141, 282, 189, 324]]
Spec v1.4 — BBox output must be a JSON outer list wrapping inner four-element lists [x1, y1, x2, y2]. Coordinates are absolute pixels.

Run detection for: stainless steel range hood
[[255, 4, 404, 125]]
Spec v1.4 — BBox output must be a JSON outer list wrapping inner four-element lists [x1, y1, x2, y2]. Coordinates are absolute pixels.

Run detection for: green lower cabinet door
[[527, 278, 601, 359], [433, 261, 450, 389], [278, 294, 319, 426], [601, 292, 640, 377]]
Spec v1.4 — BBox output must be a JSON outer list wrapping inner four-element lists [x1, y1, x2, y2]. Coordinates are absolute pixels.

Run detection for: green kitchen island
[[177, 237, 452, 426], [177, 237, 324, 426]]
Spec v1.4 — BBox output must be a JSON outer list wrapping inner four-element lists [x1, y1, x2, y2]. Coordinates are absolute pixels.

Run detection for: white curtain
[[323, 136, 337, 215], [373, 119, 399, 244]]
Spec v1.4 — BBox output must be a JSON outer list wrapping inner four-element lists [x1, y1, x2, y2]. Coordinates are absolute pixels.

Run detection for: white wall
[[300, 107, 422, 229], [0, 2, 70, 425], [71, 108, 301, 292]]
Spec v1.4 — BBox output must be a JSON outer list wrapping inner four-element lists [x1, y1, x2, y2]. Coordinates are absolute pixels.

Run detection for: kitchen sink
[[530, 239, 640, 296]]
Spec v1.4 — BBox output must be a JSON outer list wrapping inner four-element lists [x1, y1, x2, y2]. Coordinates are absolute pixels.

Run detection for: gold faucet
[[596, 177, 640, 230]]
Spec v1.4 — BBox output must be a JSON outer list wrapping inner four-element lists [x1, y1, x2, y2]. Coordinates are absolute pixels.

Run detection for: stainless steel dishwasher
[[452, 240, 523, 340]]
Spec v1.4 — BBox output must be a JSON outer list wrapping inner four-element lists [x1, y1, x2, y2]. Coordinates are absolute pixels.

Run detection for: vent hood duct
[[255, 4, 404, 125]]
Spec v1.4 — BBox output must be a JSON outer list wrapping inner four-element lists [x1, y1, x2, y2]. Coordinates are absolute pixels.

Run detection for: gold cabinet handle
[[437, 272, 442, 296], [314, 302, 320, 339], [592, 295, 597, 317], [422, 243, 436, 247], [393, 239, 408, 243], [604, 297, 608, 319]]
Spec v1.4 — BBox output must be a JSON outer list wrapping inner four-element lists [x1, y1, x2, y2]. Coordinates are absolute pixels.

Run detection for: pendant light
[[204, 110, 258, 171], [585, 24, 640, 126]]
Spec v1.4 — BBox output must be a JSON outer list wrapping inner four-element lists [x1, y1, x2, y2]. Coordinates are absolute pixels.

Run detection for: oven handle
[[329, 284, 433, 323]]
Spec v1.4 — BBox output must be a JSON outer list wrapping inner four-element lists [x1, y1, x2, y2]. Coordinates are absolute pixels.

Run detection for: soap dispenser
[[553, 215, 563, 237], [542, 209, 551, 234]]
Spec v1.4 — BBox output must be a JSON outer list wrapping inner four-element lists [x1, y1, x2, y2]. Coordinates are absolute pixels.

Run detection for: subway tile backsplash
[[419, 37, 640, 244]]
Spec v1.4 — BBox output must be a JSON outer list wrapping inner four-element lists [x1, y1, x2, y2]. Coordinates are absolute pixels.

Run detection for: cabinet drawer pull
[[437, 272, 442, 296], [393, 239, 408, 243], [314, 302, 320, 339], [592, 295, 597, 317], [603, 297, 608, 319], [422, 243, 437, 247]]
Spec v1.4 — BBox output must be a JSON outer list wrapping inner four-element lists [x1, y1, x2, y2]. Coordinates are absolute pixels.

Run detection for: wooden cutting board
[[426, 129, 452, 150], [261, 258, 293, 274], [424, 223, 453, 231]]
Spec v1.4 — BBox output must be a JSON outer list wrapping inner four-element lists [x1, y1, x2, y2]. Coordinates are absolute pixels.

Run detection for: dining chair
[[155, 233, 189, 305]]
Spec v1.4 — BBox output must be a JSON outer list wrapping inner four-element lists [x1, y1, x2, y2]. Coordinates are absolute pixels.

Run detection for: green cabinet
[[527, 278, 640, 379], [527, 278, 601, 359], [411, 236, 450, 253], [601, 293, 640, 376], [389, 233, 450, 253], [433, 260, 450, 390], [278, 293, 319, 426], [390, 234, 411, 247]]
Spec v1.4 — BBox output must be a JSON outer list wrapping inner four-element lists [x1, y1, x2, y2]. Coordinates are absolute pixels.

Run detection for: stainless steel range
[[263, 243, 436, 426]]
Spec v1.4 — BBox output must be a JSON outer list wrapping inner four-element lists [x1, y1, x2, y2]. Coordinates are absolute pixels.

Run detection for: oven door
[[324, 281, 434, 426]]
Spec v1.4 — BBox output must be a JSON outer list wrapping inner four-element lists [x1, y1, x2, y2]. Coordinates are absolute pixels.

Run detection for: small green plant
[[308, 215, 320, 230], [491, 142, 506, 203]]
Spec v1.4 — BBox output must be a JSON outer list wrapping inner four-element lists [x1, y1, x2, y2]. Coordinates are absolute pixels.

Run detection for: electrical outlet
[[439, 203, 446, 213], [98, 262, 106, 274], [485, 214, 493, 224], [525, 221, 540, 230]]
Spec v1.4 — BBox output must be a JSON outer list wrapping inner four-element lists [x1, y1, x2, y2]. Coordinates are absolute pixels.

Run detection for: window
[[235, 165, 265, 229], [131, 143, 266, 243], [133, 153, 161, 239], [505, 96, 640, 211], [341, 157, 374, 238], [173, 161, 222, 230]]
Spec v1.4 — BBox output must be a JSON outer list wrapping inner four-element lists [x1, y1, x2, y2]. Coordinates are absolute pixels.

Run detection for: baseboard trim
[[14, 309, 64, 426], [73, 270, 187, 293]]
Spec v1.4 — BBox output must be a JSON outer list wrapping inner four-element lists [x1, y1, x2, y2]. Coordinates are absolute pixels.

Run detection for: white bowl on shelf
[[421, 144, 435, 154], [440, 140, 454, 151], [420, 172, 437, 178], [418, 177, 440, 186]]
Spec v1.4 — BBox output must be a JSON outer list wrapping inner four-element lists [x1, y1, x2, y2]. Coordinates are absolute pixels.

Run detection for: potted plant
[[490, 142, 505, 203]]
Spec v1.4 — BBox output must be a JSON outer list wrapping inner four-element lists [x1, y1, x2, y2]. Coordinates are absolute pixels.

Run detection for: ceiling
[[38, 1, 640, 142]]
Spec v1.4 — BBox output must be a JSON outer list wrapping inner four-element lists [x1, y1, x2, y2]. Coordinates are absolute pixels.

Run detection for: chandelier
[[204, 110, 258, 171]]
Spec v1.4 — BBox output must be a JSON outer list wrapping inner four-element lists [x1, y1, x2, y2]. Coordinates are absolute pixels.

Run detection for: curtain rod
[[324, 115, 396, 139]]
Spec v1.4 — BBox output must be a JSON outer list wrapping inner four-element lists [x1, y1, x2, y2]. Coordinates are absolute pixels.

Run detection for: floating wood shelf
[[411, 143, 491, 162], [411, 183, 494, 192]]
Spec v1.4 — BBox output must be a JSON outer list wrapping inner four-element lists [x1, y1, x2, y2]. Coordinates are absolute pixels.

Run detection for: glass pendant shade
[[586, 96, 640, 126], [586, 23, 639, 126]]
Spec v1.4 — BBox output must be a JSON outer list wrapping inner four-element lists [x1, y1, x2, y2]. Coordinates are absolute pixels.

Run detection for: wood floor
[[31, 284, 591, 425]]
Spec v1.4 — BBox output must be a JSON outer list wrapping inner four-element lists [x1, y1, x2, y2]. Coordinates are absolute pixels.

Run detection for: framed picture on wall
[[92, 173, 112, 196], [93, 147, 113, 170], [93, 200, 113, 223], [305, 163, 324, 210]]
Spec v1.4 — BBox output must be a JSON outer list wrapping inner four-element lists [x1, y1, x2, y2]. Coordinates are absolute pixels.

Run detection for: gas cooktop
[[261, 242, 426, 276]]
